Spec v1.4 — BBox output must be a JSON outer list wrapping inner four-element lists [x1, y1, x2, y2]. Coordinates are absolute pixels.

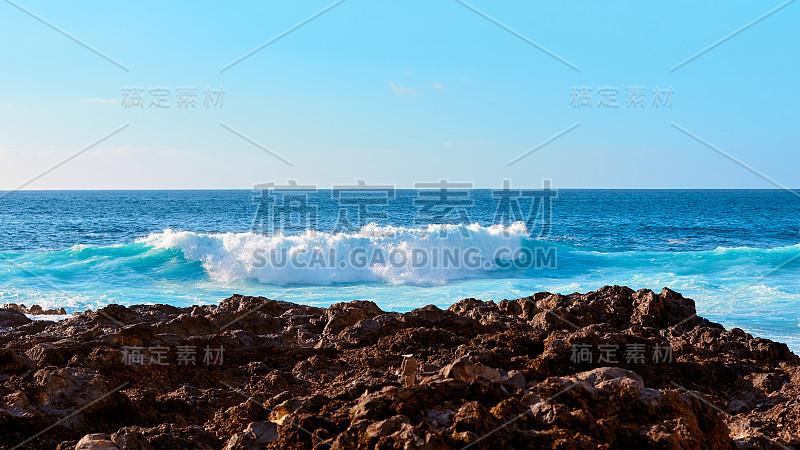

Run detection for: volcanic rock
[[0, 286, 798, 448]]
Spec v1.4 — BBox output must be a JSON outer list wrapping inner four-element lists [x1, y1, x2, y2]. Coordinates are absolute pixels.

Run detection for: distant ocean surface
[[1, 190, 799, 351]]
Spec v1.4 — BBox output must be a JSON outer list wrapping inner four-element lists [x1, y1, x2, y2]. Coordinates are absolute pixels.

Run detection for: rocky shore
[[1, 286, 799, 449]]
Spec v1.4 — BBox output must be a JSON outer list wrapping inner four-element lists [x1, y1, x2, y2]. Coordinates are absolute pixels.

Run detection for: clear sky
[[0, 0, 797, 189]]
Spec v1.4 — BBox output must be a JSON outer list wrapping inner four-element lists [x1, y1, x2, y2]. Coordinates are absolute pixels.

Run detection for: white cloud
[[388, 82, 416, 96], [433, 82, 444, 90]]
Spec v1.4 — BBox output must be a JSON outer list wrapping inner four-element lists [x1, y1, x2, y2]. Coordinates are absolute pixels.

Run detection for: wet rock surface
[[0, 309, 33, 328], [0, 286, 798, 449], [2, 304, 68, 316]]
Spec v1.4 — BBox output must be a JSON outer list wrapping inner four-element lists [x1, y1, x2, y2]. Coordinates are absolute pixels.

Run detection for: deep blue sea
[[1, 190, 798, 350]]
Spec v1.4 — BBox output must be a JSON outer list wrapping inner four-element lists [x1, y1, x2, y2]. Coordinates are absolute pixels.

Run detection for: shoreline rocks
[[2, 303, 67, 316], [0, 286, 798, 449]]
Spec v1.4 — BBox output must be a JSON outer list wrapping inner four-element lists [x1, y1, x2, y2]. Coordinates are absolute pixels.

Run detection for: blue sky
[[0, 0, 797, 189]]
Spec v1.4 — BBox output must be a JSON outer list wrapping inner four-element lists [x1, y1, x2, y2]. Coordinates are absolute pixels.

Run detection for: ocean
[[1, 189, 798, 350]]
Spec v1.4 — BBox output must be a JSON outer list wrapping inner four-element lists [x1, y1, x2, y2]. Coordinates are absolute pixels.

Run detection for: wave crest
[[139, 223, 532, 285]]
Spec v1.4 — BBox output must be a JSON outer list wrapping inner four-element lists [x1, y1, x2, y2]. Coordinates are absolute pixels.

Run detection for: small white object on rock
[[400, 355, 418, 387]]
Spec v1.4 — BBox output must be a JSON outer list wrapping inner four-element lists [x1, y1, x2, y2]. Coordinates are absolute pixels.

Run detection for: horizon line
[[0, 187, 798, 192]]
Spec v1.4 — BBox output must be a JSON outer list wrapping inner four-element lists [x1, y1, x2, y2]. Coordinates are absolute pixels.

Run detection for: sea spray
[[139, 223, 548, 285]]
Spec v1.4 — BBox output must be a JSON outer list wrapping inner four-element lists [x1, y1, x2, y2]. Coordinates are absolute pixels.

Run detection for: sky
[[0, 0, 798, 189]]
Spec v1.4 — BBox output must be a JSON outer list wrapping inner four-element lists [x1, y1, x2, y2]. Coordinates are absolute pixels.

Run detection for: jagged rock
[[2, 303, 67, 315], [0, 308, 32, 327], [222, 432, 259, 450], [502, 370, 526, 392], [244, 421, 278, 444], [110, 428, 154, 449], [338, 319, 382, 345], [440, 357, 476, 382], [75, 433, 119, 449], [0, 287, 797, 448], [323, 300, 383, 335], [452, 401, 499, 436]]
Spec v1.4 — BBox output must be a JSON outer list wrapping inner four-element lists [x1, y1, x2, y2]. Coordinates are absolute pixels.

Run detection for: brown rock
[[0, 308, 33, 327], [0, 287, 796, 448], [440, 357, 476, 382], [75, 433, 119, 450]]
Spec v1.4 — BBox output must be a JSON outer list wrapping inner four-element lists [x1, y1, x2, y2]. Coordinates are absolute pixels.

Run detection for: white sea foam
[[139, 223, 531, 285]]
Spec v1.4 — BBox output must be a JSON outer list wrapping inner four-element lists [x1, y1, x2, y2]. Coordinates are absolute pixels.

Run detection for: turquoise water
[[0, 190, 798, 350]]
